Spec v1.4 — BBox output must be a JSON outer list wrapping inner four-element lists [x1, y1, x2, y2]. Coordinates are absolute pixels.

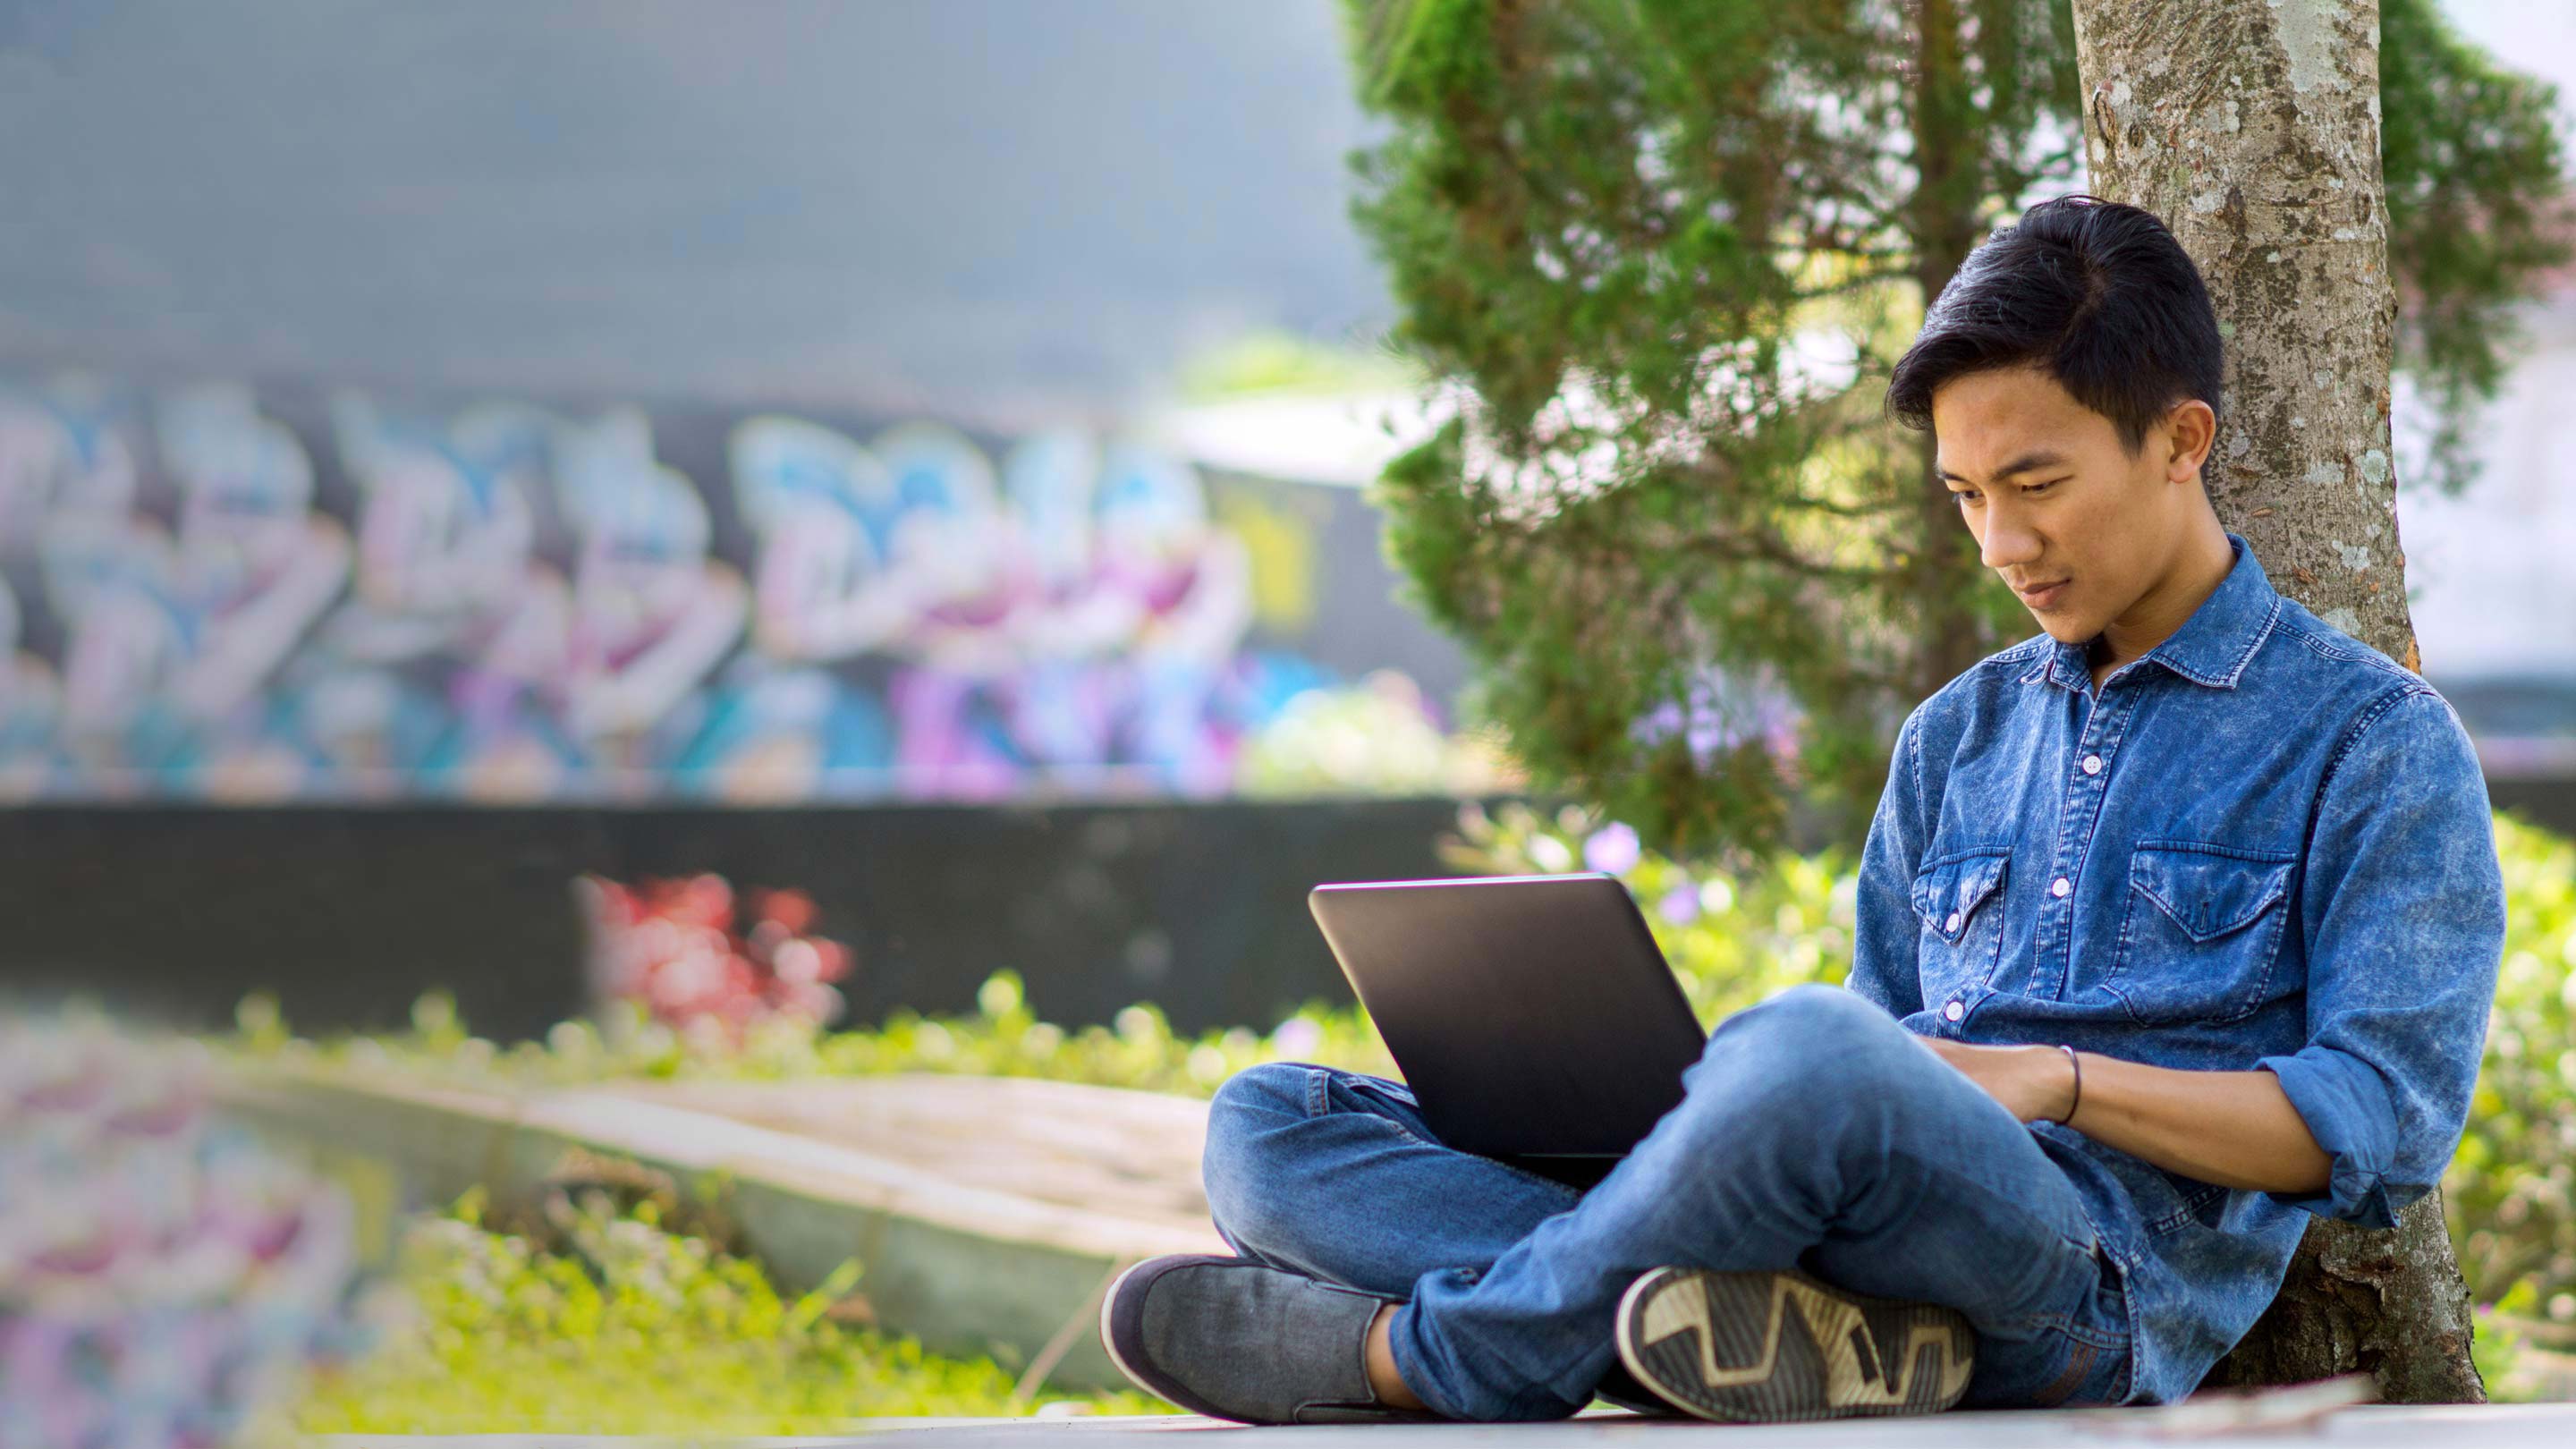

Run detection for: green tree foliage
[[1344, 0, 2568, 854], [2382, 0, 2576, 491]]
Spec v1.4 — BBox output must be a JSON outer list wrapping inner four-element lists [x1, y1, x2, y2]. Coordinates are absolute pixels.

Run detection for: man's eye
[[2025, 480, 2060, 496], [1952, 490, 1981, 506]]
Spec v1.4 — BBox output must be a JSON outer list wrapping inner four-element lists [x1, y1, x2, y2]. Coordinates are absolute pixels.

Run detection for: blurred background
[[5, 1, 2572, 1040], [1, 0, 2569, 1038], [0, 0, 1531, 1038], [3, 2, 2574, 1440]]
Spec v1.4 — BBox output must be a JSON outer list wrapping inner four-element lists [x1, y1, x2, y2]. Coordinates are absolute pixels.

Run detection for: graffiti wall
[[0, 372, 1463, 803]]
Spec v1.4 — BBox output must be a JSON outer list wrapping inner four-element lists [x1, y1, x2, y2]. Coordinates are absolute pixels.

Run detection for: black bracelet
[[2054, 1045, 2082, 1126]]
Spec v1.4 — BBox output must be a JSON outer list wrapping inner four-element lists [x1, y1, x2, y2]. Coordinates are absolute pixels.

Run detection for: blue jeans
[[1201, 985, 2135, 1421]]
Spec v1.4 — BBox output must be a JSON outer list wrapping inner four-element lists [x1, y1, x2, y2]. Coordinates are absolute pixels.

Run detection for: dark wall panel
[[13, 778, 2562, 1044], [0, 799, 1478, 1041], [2493, 777, 2576, 842]]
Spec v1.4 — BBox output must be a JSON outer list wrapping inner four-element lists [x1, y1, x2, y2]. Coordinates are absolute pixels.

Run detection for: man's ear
[[2164, 399, 2217, 484]]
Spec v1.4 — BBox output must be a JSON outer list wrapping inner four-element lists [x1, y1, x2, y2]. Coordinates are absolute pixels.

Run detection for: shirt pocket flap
[[1911, 846, 2011, 944], [2128, 844, 2294, 944]]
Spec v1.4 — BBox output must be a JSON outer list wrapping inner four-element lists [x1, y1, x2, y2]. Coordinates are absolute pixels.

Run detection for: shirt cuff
[[2257, 1048, 2409, 1228]]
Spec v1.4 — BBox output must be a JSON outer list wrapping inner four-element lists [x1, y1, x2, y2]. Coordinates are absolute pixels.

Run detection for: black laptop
[[1307, 873, 1710, 1190]]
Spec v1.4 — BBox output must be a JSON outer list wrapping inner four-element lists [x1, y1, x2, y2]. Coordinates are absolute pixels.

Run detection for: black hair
[[1885, 195, 2223, 453]]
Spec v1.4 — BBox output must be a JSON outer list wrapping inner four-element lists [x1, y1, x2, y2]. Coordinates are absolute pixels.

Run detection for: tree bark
[[2070, 0, 2481, 1403]]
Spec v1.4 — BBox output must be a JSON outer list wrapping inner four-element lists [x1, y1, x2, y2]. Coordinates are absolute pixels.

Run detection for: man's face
[[1929, 365, 2209, 646]]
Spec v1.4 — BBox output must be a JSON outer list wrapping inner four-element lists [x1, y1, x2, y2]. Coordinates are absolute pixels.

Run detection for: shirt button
[[1944, 911, 1962, 932], [1943, 1000, 1965, 1022], [2051, 877, 2072, 897], [2081, 754, 2103, 775]]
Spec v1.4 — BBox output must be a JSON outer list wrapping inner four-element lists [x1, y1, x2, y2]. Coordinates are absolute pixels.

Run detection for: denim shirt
[[1844, 533, 2505, 1403]]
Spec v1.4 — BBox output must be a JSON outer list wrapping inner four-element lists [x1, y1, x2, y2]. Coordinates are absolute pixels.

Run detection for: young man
[[1097, 197, 2506, 1423]]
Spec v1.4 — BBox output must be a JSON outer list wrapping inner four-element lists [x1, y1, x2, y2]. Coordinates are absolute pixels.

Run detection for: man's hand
[[1916, 1036, 2075, 1124]]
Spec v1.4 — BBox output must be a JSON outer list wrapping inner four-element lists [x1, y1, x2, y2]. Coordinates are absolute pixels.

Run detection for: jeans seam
[[1332, 1078, 1436, 1148], [2029, 1338, 2097, 1409], [1999, 1309, 2131, 1353], [1314, 1071, 1436, 1146]]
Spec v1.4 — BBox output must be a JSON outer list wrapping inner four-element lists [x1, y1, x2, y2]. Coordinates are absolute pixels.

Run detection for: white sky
[[2440, 1, 2576, 130]]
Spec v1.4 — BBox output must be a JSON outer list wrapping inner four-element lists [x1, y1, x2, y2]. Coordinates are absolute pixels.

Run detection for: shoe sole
[[1100, 1256, 1200, 1414], [1100, 1258, 1148, 1395], [1613, 1267, 1974, 1422]]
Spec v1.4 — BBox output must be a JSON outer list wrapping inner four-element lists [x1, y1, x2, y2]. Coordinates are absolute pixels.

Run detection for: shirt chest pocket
[[2103, 842, 2297, 1026], [1910, 844, 2012, 1011]]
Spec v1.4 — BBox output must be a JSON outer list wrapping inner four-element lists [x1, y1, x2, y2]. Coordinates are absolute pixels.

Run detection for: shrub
[[2448, 815, 2576, 1335]]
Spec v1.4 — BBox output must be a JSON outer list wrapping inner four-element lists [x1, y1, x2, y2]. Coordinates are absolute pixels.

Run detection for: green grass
[[296, 1189, 1170, 1436]]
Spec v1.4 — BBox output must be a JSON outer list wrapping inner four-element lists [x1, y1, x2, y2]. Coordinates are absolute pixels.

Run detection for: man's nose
[[1979, 508, 2042, 571]]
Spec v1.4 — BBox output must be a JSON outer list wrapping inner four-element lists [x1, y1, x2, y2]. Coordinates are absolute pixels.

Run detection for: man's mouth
[[2014, 579, 2071, 609]]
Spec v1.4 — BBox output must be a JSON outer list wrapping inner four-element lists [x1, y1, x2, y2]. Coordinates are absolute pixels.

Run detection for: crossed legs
[[1200, 984, 2133, 1420]]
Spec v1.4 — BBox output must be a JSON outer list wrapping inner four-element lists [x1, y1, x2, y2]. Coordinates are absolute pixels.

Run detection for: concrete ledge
[[302, 1402, 2576, 1447], [860, 1402, 2576, 1445], [217, 1064, 1227, 1394]]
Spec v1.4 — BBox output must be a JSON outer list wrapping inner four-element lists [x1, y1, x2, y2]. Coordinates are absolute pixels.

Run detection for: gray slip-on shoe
[[1614, 1266, 1975, 1422], [1099, 1254, 1447, 1424]]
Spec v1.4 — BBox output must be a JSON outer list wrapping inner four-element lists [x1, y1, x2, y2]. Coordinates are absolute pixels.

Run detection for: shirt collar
[[2020, 532, 2282, 692]]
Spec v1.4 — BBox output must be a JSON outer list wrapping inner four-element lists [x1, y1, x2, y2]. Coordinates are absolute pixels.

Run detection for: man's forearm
[[2063, 1053, 2330, 1194], [1919, 1037, 2332, 1195]]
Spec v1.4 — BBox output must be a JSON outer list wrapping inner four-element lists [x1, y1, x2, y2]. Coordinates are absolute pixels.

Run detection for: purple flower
[[1582, 822, 1642, 876], [1657, 886, 1701, 925], [1270, 1018, 1324, 1056]]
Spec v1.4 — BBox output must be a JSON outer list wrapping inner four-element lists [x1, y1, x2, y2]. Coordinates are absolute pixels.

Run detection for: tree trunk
[[2070, 0, 2482, 1403]]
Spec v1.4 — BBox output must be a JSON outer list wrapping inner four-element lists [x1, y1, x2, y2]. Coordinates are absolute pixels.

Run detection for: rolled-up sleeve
[[1846, 705, 1928, 1020], [2258, 687, 2504, 1227]]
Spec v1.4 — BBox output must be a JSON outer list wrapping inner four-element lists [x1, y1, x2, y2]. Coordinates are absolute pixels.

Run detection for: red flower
[[580, 872, 856, 1044]]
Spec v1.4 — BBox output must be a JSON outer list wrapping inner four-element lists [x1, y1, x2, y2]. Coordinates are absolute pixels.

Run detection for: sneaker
[[1614, 1267, 1974, 1422], [1590, 1359, 1684, 1416], [1098, 1254, 1445, 1424]]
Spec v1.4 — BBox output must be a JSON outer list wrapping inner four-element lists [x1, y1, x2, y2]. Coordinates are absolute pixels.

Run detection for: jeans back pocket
[[2104, 841, 2296, 1025], [1910, 843, 2012, 1010]]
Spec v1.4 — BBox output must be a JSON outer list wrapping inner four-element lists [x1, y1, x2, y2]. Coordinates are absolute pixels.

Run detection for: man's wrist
[[2004, 1044, 2080, 1124], [2051, 1046, 2082, 1126]]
